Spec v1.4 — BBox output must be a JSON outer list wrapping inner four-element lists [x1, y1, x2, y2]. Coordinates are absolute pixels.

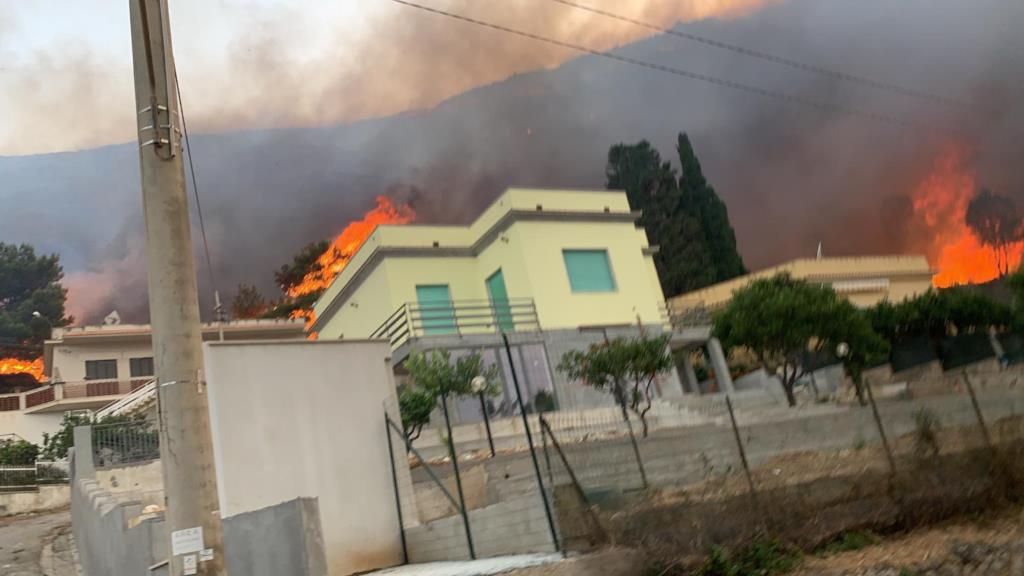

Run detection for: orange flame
[[289, 196, 415, 299], [912, 146, 1023, 287], [287, 196, 415, 330], [0, 357, 44, 381]]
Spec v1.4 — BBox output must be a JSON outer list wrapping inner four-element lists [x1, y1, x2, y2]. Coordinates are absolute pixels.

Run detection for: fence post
[[478, 392, 496, 458], [440, 392, 476, 560], [384, 413, 408, 565], [961, 372, 995, 455], [502, 332, 561, 554], [725, 396, 760, 513], [864, 381, 897, 480]]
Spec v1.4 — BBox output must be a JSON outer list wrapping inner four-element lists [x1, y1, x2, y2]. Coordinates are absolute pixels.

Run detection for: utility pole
[[129, 1, 225, 574]]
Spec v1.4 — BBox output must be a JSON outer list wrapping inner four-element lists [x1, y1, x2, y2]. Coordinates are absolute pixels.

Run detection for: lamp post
[[472, 375, 496, 458]]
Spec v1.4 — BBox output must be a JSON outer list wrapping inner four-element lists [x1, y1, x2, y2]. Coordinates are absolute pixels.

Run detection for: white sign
[[183, 554, 198, 575], [200, 549, 214, 562], [171, 527, 204, 556]]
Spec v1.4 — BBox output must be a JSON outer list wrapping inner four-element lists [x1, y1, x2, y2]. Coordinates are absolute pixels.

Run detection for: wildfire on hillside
[[288, 196, 416, 327], [0, 357, 44, 382], [911, 146, 1022, 288]]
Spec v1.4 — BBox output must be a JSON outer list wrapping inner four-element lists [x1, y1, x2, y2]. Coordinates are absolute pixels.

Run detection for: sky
[[0, 0, 771, 155]]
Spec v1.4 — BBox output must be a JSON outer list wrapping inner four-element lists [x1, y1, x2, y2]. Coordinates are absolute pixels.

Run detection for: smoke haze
[[0, 0, 1021, 323]]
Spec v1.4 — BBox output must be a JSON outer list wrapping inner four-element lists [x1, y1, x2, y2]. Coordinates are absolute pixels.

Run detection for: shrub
[[913, 407, 940, 459], [0, 439, 39, 465]]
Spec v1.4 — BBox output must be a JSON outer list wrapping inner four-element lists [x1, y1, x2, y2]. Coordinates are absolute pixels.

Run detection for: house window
[[130, 357, 155, 378], [563, 249, 616, 293], [416, 284, 457, 335], [84, 359, 118, 380]]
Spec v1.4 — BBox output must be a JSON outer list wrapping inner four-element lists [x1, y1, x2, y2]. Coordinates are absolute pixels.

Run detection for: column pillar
[[707, 337, 735, 394], [680, 353, 700, 395]]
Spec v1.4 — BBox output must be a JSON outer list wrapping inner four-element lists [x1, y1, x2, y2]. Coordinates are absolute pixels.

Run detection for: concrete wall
[[405, 493, 556, 563], [0, 410, 63, 444], [72, 477, 168, 576], [223, 497, 328, 576], [204, 340, 413, 576], [0, 485, 69, 517], [94, 459, 164, 508]]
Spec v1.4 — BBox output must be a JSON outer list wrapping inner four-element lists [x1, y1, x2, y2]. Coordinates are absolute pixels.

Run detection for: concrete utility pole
[[128, 1, 225, 574]]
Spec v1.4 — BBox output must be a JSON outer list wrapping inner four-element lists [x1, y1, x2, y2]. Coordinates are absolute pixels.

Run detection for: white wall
[[0, 411, 63, 444], [51, 341, 153, 382], [203, 340, 410, 576]]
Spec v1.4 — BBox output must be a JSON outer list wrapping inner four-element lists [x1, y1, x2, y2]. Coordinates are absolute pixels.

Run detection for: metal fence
[[530, 368, 1024, 559], [0, 461, 70, 491], [92, 419, 160, 468]]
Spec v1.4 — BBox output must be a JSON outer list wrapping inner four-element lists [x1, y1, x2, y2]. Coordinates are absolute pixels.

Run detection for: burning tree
[[250, 196, 415, 324], [557, 334, 674, 437], [965, 189, 1022, 277], [0, 243, 72, 385]]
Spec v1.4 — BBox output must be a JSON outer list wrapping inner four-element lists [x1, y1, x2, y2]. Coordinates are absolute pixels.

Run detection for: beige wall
[[316, 188, 667, 338], [204, 340, 411, 576], [95, 460, 164, 508], [0, 485, 69, 517], [516, 220, 664, 329], [51, 341, 154, 383], [0, 410, 64, 445], [670, 255, 935, 311]]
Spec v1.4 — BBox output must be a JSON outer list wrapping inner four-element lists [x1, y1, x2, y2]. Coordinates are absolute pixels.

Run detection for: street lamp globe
[[836, 342, 850, 359], [471, 375, 488, 394]]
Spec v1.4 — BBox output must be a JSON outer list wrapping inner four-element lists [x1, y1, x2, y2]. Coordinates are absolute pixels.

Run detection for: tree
[[558, 334, 674, 437], [965, 189, 1021, 276], [398, 385, 436, 443], [866, 287, 1011, 363], [606, 133, 745, 297], [40, 412, 92, 461], [401, 349, 499, 445], [274, 240, 331, 294], [263, 240, 334, 319], [713, 274, 887, 407], [231, 284, 268, 319], [0, 243, 72, 360], [676, 134, 747, 282]]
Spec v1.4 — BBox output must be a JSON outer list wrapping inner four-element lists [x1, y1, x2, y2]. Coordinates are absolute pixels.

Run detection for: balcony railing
[[370, 298, 540, 350], [11, 378, 153, 412]]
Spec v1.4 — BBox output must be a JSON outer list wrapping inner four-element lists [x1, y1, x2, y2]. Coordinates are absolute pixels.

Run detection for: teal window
[[486, 269, 515, 332], [563, 250, 616, 293], [416, 284, 456, 335]]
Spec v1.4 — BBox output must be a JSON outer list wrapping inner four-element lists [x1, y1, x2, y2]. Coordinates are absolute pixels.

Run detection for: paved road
[[0, 510, 72, 576]]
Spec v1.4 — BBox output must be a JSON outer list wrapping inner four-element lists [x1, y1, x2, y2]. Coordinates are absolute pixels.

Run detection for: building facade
[[0, 319, 306, 444], [669, 255, 935, 314], [311, 188, 684, 415]]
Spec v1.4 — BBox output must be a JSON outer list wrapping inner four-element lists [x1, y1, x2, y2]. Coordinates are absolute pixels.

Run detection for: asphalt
[[0, 509, 75, 576]]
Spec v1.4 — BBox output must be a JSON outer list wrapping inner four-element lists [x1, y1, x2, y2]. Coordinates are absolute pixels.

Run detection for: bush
[[0, 439, 39, 465], [695, 538, 801, 576], [816, 530, 881, 556]]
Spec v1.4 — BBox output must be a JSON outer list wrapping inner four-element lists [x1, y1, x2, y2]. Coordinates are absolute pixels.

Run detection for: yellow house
[[312, 188, 667, 340], [669, 255, 935, 315], [311, 187, 684, 414]]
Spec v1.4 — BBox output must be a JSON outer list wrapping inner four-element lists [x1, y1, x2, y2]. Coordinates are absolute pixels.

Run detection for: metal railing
[[0, 461, 70, 491], [92, 420, 160, 468], [8, 378, 152, 412], [371, 298, 540, 350]]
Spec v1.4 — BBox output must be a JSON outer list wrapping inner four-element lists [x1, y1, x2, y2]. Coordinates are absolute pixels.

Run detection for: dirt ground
[[793, 505, 1024, 575]]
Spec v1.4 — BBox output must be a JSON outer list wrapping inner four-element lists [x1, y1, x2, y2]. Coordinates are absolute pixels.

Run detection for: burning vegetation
[[911, 146, 1023, 288], [234, 196, 416, 326], [0, 357, 44, 382]]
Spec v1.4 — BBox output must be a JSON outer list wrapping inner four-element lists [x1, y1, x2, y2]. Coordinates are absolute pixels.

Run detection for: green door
[[486, 269, 515, 332], [416, 285, 456, 335]]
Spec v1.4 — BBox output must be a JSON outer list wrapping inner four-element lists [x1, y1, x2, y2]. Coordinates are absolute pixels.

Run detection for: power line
[[548, 0, 972, 110], [173, 69, 220, 313], [387, 0, 932, 132]]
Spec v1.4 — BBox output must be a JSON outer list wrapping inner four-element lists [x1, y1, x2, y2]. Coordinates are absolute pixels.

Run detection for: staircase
[[93, 380, 156, 420]]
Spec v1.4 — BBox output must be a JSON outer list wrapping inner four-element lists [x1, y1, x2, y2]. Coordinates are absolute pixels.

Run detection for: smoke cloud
[[1, 0, 1022, 323]]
